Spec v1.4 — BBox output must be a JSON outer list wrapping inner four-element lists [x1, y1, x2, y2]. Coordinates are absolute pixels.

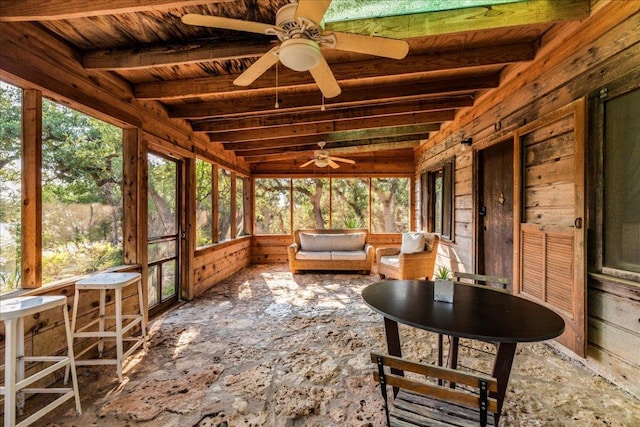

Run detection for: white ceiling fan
[[181, 0, 409, 98], [299, 141, 355, 169]]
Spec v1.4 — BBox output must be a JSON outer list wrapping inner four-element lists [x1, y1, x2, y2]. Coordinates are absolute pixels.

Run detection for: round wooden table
[[362, 279, 565, 421]]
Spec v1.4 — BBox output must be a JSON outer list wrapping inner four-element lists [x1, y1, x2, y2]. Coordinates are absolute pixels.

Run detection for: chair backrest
[[453, 272, 511, 293], [370, 352, 498, 426]]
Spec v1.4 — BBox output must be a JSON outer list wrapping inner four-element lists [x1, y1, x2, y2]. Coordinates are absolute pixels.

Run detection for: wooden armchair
[[376, 233, 439, 280], [370, 352, 498, 426]]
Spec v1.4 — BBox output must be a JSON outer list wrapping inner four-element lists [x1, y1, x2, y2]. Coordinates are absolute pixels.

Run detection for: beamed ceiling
[[0, 0, 591, 169]]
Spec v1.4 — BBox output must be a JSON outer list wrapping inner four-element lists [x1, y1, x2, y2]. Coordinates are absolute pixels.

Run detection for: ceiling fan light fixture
[[314, 158, 329, 167], [278, 38, 321, 71]]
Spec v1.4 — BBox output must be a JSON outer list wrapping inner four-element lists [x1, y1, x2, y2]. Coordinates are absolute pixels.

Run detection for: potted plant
[[433, 265, 454, 303]]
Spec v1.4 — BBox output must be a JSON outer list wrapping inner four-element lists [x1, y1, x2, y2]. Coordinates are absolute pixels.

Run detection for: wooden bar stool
[[68, 272, 147, 382], [0, 295, 82, 427]]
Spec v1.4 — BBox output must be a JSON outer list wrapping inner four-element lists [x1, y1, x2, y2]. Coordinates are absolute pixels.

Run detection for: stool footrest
[[15, 390, 78, 427], [16, 357, 69, 390], [74, 335, 145, 366]]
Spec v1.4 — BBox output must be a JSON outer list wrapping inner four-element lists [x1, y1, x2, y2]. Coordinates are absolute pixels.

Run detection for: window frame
[[589, 75, 640, 282], [421, 157, 455, 241], [253, 175, 413, 235]]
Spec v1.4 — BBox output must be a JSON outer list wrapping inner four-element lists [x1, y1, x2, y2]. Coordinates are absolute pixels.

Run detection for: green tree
[[293, 178, 329, 229], [254, 178, 290, 234], [0, 83, 22, 291]]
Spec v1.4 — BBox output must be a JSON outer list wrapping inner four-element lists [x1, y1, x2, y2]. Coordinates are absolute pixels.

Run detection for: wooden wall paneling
[[586, 275, 640, 398], [21, 89, 42, 288], [193, 239, 251, 295], [416, 2, 640, 158]]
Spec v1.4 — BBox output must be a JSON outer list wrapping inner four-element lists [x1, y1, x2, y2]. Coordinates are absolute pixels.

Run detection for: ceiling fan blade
[[330, 156, 356, 164], [299, 159, 316, 168], [233, 46, 280, 86], [295, 0, 332, 24], [328, 159, 340, 169], [331, 31, 409, 59], [181, 14, 275, 35], [309, 56, 341, 98]]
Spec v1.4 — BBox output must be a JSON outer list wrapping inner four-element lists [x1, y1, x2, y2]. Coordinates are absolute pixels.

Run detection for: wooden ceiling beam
[[203, 110, 453, 141], [224, 125, 438, 151], [135, 43, 533, 100], [324, 0, 589, 38], [171, 74, 498, 118], [0, 1, 225, 22], [240, 138, 425, 162], [83, 40, 275, 70], [191, 96, 473, 131]]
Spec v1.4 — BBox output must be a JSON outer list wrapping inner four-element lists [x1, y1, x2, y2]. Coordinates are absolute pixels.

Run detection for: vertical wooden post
[[123, 128, 149, 319], [183, 157, 196, 301], [123, 128, 139, 265], [21, 89, 42, 289], [230, 172, 237, 239], [512, 131, 522, 295], [212, 165, 219, 243], [244, 176, 252, 236]]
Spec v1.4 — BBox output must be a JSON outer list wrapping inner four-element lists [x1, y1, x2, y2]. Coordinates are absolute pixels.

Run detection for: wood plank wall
[[414, 1, 640, 397]]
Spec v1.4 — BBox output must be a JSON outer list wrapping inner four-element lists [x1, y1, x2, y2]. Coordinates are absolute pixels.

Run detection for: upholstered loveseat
[[288, 229, 374, 274], [376, 232, 439, 280]]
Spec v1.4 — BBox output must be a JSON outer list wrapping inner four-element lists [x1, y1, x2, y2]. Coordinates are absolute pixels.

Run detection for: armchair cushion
[[379, 255, 400, 268], [400, 232, 426, 254]]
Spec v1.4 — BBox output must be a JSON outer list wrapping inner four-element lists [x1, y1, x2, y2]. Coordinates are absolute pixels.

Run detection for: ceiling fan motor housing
[[276, 2, 324, 40]]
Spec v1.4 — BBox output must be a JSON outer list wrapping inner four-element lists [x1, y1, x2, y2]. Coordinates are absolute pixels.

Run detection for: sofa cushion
[[331, 250, 367, 261], [299, 232, 366, 252], [400, 232, 425, 254], [379, 255, 400, 268], [295, 250, 331, 261]]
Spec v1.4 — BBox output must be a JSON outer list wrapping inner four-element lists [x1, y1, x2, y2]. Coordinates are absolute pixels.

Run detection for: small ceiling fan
[[181, 0, 409, 98], [299, 141, 355, 169]]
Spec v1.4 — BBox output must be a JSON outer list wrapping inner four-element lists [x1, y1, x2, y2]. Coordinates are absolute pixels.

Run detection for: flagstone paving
[[37, 264, 640, 426]]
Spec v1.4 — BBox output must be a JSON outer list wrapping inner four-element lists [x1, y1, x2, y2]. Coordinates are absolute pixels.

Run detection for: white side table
[[0, 295, 82, 427], [68, 272, 147, 382]]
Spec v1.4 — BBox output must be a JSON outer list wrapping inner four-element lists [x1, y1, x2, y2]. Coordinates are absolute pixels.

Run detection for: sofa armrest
[[288, 242, 299, 255], [364, 243, 375, 260], [376, 247, 400, 263]]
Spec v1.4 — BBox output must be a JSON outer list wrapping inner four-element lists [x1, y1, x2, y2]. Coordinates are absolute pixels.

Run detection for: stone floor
[[32, 264, 640, 426]]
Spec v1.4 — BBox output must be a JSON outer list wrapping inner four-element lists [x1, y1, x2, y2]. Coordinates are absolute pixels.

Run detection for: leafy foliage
[[1, 89, 125, 291]]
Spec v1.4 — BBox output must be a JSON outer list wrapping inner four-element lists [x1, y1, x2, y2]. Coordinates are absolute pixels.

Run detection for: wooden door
[[478, 140, 514, 282], [514, 99, 586, 357]]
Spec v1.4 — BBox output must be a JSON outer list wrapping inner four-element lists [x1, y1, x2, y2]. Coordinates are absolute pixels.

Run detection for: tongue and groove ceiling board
[[0, 0, 591, 166]]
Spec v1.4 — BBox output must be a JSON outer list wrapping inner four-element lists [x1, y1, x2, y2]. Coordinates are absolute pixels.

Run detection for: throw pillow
[[400, 232, 425, 254]]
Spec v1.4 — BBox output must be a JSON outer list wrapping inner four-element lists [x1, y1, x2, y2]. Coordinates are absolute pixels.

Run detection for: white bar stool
[[0, 295, 82, 427], [67, 272, 147, 382]]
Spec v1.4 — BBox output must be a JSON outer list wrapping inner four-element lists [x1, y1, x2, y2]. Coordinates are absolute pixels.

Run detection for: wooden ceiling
[[0, 0, 591, 168]]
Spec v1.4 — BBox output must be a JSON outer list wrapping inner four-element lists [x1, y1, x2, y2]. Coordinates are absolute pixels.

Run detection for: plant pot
[[434, 279, 454, 303]]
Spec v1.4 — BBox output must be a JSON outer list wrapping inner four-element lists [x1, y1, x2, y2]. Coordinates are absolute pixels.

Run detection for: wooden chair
[[376, 233, 439, 280], [445, 273, 512, 377], [370, 352, 498, 426]]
